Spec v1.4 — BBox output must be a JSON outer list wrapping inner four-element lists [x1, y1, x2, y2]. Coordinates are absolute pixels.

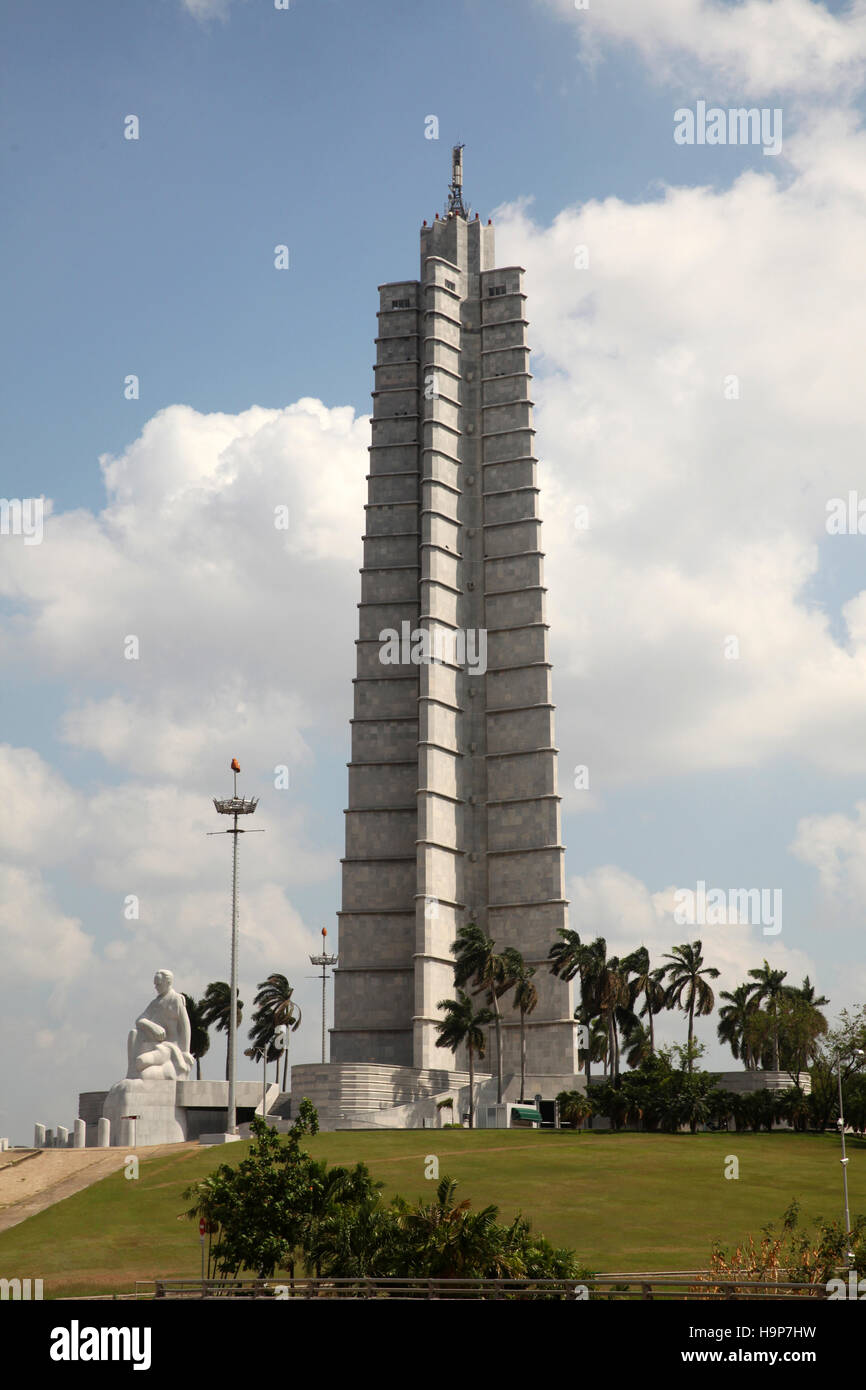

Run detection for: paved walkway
[[0, 1143, 199, 1234]]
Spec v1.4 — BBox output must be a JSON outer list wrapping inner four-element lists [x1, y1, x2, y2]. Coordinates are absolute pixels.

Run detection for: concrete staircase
[[289, 1062, 488, 1130]]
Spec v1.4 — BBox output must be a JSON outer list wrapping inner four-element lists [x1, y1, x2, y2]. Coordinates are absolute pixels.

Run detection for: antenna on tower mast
[[446, 144, 469, 218]]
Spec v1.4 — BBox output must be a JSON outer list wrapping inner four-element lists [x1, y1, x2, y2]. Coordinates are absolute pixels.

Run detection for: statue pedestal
[[102, 1078, 187, 1147]]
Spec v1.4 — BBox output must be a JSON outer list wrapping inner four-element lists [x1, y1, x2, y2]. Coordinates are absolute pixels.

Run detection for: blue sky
[[2, 0, 790, 507], [3, 0, 866, 1143]]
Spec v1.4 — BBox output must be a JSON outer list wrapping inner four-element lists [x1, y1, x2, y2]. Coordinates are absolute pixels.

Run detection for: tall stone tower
[[332, 149, 578, 1095]]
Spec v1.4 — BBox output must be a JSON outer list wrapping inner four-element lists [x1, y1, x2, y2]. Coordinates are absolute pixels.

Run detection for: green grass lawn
[[1, 1129, 862, 1297]]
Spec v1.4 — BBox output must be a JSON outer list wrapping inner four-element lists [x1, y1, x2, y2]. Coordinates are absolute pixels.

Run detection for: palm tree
[[301, 1162, 384, 1278], [548, 927, 586, 985], [252, 974, 302, 1090], [775, 979, 829, 1078], [200, 981, 244, 1080], [659, 941, 720, 1071], [622, 1019, 653, 1069], [795, 977, 829, 1031], [557, 1089, 593, 1129], [581, 1014, 609, 1081], [796, 976, 829, 1009], [621, 947, 666, 1054], [451, 924, 519, 1103], [391, 1177, 506, 1278], [246, 1014, 281, 1082], [434, 991, 494, 1129], [717, 984, 758, 1069], [508, 952, 538, 1103], [182, 994, 211, 1081], [550, 931, 622, 1079], [594, 950, 632, 1082], [746, 960, 788, 1071], [303, 1196, 393, 1280]]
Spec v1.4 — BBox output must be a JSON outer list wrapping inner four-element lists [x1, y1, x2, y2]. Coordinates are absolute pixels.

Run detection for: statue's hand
[[137, 1018, 166, 1042]]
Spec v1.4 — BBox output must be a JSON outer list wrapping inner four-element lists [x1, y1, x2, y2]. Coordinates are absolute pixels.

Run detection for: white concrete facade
[[327, 160, 581, 1120]]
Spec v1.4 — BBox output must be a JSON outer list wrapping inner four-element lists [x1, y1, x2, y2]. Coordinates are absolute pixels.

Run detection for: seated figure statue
[[126, 970, 194, 1081]]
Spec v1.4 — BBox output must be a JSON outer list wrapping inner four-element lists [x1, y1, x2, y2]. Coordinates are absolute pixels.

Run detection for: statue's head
[[154, 970, 173, 996]]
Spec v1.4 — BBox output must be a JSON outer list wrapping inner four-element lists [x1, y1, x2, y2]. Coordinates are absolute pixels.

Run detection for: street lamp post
[[309, 928, 338, 1065], [835, 1046, 865, 1269], [210, 759, 262, 1137], [244, 1045, 268, 1125]]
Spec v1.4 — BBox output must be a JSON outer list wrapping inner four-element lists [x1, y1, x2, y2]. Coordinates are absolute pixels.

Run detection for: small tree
[[183, 1101, 319, 1280]]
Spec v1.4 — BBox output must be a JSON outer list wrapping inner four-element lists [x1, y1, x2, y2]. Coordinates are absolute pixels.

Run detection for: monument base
[[101, 1078, 187, 1147], [80, 1080, 270, 1147], [289, 1062, 585, 1131]]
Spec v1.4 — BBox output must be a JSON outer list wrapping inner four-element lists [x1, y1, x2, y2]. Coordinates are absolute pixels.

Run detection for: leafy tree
[[200, 981, 243, 1080], [183, 993, 210, 1081], [451, 924, 518, 1103], [186, 1107, 593, 1289], [845, 1073, 866, 1134], [804, 1009, 866, 1131], [590, 1048, 723, 1134], [590, 1082, 634, 1131], [183, 1101, 319, 1279], [434, 990, 494, 1129], [659, 941, 720, 1070]]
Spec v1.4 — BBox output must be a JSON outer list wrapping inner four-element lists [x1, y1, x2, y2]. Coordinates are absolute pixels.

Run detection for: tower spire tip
[[446, 143, 468, 219]]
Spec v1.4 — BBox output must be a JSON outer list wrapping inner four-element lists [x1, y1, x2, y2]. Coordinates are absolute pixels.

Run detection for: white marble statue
[[126, 970, 194, 1081]]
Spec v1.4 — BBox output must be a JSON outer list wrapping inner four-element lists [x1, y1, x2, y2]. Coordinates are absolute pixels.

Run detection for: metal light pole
[[309, 928, 338, 1065], [274, 1006, 300, 1093], [244, 1046, 268, 1124], [210, 759, 262, 1136], [836, 1046, 865, 1268]]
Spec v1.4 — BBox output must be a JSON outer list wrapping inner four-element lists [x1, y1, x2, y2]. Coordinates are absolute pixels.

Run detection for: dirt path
[[0, 1143, 199, 1234]]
